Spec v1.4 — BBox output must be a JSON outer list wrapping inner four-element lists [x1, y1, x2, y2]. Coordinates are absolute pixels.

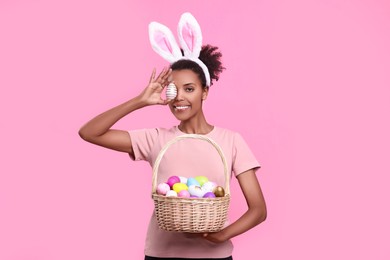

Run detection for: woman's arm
[[78, 68, 172, 156], [203, 169, 267, 243]]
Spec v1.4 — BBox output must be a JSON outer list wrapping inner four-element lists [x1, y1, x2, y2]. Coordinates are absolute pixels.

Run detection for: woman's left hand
[[203, 169, 267, 243], [202, 231, 228, 243]]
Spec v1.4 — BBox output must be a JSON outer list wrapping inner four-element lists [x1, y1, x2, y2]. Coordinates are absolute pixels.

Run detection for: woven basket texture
[[152, 134, 230, 233]]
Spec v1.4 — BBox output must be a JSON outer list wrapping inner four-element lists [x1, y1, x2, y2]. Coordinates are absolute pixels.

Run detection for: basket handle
[[152, 134, 230, 195]]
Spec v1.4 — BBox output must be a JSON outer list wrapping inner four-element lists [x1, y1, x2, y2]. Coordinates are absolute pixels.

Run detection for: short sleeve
[[232, 133, 261, 177], [128, 128, 159, 162]]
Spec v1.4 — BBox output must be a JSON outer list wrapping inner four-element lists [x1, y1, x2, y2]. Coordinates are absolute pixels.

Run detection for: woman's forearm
[[79, 68, 172, 140], [203, 170, 267, 243], [222, 206, 266, 240], [78, 95, 146, 140], [78, 68, 172, 153], [202, 205, 266, 243]]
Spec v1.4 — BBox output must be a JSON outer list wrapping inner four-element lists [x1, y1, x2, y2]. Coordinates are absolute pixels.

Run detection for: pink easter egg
[[167, 176, 181, 188], [156, 183, 170, 195], [178, 190, 191, 198]]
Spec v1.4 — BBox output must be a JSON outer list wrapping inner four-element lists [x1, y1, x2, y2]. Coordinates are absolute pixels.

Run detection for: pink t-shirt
[[128, 126, 260, 258]]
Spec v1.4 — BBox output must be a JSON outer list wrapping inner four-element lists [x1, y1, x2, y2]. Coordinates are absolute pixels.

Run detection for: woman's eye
[[185, 88, 194, 92]]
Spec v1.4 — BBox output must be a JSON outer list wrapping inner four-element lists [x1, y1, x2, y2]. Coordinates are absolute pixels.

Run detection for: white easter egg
[[179, 176, 188, 184], [202, 181, 217, 193], [166, 190, 178, 197], [188, 185, 205, 198], [166, 83, 177, 100]]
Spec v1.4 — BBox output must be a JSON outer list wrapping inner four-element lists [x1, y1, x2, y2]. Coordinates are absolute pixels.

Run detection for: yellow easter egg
[[173, 183, 188, 193]]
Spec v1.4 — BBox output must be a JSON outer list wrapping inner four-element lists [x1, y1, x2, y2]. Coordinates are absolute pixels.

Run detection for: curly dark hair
[[170, 44, 225, 87]]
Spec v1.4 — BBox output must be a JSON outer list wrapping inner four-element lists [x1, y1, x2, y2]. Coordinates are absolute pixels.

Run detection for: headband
[[148, 12, 211, 87]]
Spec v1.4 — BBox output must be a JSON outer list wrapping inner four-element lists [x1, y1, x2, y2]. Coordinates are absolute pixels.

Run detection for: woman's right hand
[[138, 67, 172, 106]]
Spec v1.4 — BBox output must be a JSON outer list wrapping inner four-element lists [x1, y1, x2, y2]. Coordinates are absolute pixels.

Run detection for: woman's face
[[169, 69, 208, 122]]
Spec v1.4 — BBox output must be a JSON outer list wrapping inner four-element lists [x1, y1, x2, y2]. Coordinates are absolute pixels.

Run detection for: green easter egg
[[195, 176, 209, 186]]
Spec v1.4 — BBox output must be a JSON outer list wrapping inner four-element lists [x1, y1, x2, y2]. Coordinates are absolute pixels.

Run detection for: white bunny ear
[[177, 12, 202, 59], [149, 21, 182, 63]]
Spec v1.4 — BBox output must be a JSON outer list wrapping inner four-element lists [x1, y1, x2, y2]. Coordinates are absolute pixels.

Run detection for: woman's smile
[[173, 105, 191, 111]]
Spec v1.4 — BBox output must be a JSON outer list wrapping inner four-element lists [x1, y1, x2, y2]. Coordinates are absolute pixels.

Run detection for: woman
[[79, 13, 266, 260]]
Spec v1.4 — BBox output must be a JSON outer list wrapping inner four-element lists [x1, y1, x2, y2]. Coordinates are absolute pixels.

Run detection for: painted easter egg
[[214, 186, 225, 197], [188, 185, 205, 198], [173, 183, 188, 193], [201, 181, 217, 193], [167, 176, 180, 188], [166, 190, 178, 197], [203, 192, 216, 198], [179, 176, 188, 184], [166, 82, 177, 100], [156, 182, 170, 195], [178, 190, 191, 198], [187, 177, 200, 187], [195, 176, 209, 186]]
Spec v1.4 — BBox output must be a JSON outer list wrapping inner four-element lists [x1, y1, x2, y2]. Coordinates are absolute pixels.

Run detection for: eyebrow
[[183, 83, 195, 86]]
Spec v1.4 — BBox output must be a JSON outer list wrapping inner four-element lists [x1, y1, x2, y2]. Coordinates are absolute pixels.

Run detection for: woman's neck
[[178, 116, 213, 135]]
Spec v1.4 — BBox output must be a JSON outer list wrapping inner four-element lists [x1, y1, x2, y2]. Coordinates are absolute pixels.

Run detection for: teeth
[[175, 106, 189, 110]]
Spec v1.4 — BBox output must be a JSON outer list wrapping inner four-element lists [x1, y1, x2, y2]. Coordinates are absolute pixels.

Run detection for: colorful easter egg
[[187, 177, 200, 187], [179, 176, 188, 184], [166, 190, 178, 197], [173, 183, 188, 193], [203, 192, 216, 198], [166, 82, 177, 100], [188, 185, 205, 198], [214, 186, 225, 197], [156, 182, 170, 195], [195, 176, 209, 186], [167, 176, 180, 188], [201, 181, 217, 193], [178, 190, 191, 198]]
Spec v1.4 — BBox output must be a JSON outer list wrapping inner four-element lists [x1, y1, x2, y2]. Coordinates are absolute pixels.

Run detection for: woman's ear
[[202, 87, 209, 100]]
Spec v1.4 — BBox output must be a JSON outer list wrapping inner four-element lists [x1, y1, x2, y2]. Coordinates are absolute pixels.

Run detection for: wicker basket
[[151, 134, 230, 233]]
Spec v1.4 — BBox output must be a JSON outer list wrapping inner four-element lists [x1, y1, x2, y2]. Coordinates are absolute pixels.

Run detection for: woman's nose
[[175, 89, 184, 101]]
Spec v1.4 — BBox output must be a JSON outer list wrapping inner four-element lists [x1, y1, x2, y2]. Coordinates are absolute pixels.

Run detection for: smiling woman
[[169, 69, 209, 126], [78, 12, 266, 260]]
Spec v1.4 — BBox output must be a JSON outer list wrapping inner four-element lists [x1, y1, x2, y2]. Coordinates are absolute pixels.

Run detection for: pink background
[[1, 0, 389, 259]]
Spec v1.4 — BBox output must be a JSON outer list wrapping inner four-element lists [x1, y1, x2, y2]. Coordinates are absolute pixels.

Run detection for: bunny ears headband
[[149, 12, 211, 87]]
